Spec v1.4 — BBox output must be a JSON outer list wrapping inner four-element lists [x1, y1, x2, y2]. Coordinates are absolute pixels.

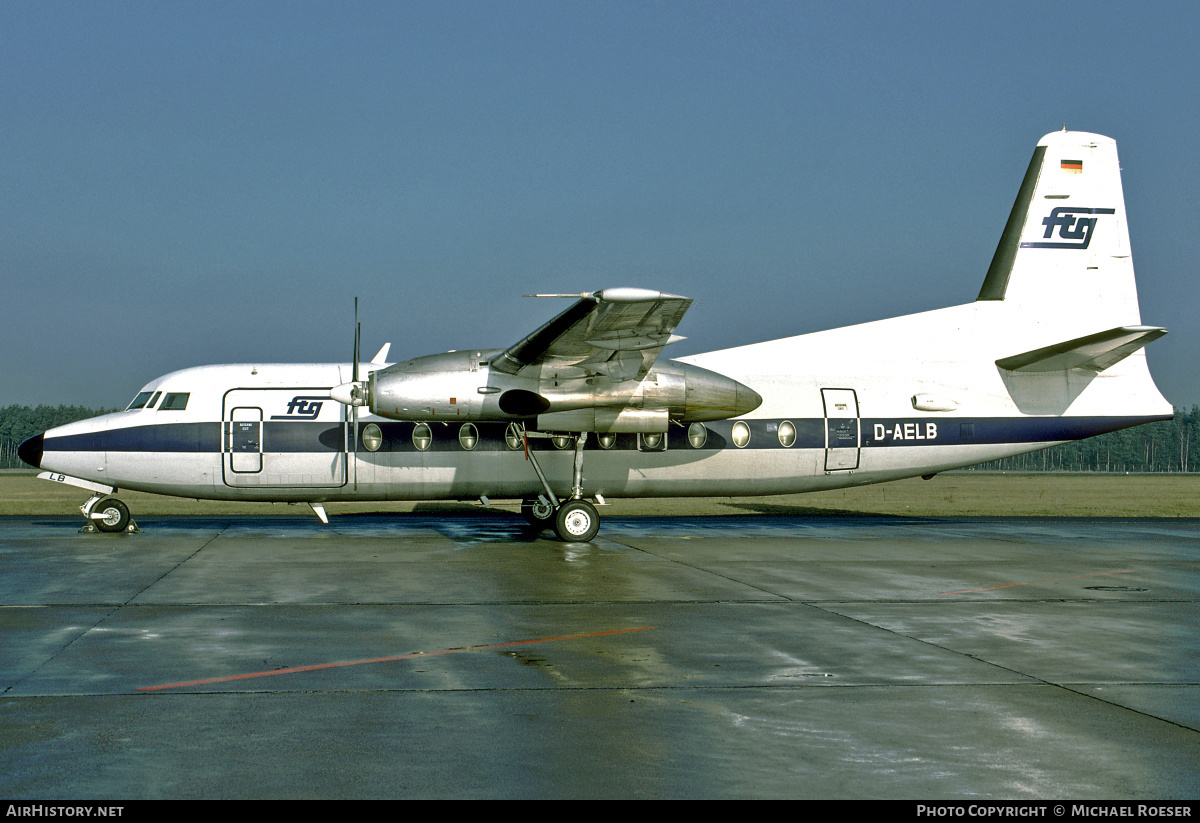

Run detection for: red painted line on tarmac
[[939, 569, 1134, 595], [137, 626, 656, 691]]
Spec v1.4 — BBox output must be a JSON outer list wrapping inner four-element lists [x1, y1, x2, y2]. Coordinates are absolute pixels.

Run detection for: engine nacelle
[[367, 349, 503, 420], [352, 349, 761, 430]]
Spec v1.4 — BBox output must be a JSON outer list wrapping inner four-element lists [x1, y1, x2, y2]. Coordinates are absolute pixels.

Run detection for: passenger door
[[822, 388, 860, 471], [227, 407, 263, 474], [223, 389, 346, 488]]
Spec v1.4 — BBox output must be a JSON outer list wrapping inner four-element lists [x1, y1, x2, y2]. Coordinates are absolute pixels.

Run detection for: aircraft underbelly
[[284, 442, 1045, 501], [92, 438, 1051, 503]]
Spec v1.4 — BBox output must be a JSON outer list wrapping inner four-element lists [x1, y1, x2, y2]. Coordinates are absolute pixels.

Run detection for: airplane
[[18, 130, 1173, 543]]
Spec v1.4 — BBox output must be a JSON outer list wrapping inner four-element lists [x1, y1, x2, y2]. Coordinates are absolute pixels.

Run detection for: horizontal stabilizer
[[996, 326, 1166, 373]]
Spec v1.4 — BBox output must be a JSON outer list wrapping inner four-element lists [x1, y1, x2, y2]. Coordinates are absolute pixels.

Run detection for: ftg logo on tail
[[1021, 207, 1116, 250]]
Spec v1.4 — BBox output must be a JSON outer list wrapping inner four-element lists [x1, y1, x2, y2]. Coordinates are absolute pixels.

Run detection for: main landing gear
[[518, 427, 602, 543]]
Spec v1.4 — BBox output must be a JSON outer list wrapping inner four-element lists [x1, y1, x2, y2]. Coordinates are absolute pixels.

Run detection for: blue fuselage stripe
[[39, 415, 1170, 455]]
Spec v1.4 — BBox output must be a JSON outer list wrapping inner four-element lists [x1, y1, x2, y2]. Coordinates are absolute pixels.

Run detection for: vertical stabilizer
[[977, 131, 1141, 327]]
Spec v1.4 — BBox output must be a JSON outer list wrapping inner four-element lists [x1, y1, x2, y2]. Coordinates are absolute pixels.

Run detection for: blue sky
[[3, 1, 1197, 408]]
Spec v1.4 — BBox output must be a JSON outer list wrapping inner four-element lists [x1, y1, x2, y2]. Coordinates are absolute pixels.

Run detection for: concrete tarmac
[[1, 511, 1198, 799]]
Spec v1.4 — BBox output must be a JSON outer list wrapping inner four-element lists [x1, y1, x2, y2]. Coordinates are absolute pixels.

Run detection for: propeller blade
[[353, 297, 360, 385], [353, 297, 360, 490]]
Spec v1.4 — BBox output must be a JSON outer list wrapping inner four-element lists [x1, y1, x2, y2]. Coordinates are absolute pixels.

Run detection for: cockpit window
[[127, 391, 154, 411], [159, 392, 190, 411], [147, 392, 161, 409]]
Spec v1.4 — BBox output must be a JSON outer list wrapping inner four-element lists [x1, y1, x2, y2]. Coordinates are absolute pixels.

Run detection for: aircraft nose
[[18, 433, 44, 469]]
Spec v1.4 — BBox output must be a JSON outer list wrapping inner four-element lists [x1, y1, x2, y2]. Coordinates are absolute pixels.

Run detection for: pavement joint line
[[601, 535, 801, 602], [2, 526, 229, 696], [802, 600, 1200, 736], [126, 525, 227, 605], [17, 681, 1196, 700]]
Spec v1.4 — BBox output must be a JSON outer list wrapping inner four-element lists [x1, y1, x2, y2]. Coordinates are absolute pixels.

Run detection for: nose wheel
[[81, 495, 138, 534]]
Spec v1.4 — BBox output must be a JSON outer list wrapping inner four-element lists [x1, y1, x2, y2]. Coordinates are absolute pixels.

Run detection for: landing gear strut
[[518, 427, 602, 543]]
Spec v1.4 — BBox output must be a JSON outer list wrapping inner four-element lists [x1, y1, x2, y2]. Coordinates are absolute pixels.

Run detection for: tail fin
[[977, 130, 1142, 328]]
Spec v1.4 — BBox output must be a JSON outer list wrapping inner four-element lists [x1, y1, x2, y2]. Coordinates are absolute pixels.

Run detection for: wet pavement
[[2, 513, 1198, 798]]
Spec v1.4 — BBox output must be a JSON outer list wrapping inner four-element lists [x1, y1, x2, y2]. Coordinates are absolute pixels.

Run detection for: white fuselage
[[33, 299, 1172, 505]]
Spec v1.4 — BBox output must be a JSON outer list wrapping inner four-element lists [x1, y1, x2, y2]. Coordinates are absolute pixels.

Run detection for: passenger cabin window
[[127, 391, 154, 410], [159, 393, 190, 411]]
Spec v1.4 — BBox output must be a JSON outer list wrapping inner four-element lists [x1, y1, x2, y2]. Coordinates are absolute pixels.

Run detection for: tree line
[[971, 407, 1199, 473], [2, 403, 1199, 472], [0, 404, 120, 469]]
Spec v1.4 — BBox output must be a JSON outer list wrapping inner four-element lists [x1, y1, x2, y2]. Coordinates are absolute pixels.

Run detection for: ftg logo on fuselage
[[270, 396, 325, 420], [1021, 207, 1116, 250]]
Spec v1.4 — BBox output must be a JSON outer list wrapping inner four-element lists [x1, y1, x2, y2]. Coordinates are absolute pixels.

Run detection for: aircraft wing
[[490, 288, 692, 382]]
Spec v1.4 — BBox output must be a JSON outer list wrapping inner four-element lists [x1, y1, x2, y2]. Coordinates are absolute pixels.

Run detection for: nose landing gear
[[81, 494, 139, 534]]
